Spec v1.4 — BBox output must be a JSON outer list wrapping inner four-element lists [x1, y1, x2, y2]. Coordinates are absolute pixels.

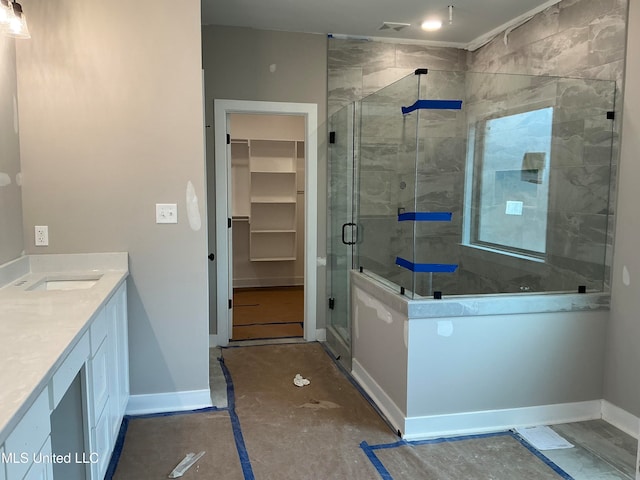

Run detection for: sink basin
[[26, 275, 103, 291]]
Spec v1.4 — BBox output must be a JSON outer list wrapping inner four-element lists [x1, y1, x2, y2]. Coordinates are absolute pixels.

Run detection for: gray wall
[[15, 0, 210, 397], [0, 36, 24, 265], [201, 26, 328, 333], [605, 0, 640, 417]]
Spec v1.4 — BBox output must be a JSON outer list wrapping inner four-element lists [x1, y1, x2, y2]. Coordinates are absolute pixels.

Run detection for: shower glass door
[[326, 103, 355, 371]]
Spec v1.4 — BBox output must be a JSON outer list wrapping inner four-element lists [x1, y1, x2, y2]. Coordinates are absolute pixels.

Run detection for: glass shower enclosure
[[326, 68, 616, 362]]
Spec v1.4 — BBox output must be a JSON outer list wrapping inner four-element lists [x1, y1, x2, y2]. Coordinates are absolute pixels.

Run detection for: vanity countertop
[[0, 253, 128, 445]]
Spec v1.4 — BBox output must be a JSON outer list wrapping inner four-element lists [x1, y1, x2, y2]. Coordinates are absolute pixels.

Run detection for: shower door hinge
[[226, 133, 231, 144], [328, 298, 335, 310], [229, 299, 233, 309], [329, 131, 336, 144]]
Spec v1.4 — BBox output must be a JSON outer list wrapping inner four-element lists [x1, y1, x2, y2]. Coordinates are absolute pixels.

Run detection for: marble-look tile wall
[[327, 0, 626, 296], [465, 0, 625, 294]]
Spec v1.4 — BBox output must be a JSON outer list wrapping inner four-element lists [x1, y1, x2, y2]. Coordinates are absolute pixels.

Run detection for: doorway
[[213, 100, 318, 346], [229, 113, 305, 340]]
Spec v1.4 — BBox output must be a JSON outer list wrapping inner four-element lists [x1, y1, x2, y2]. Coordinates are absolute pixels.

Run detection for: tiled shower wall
[[328, 0, 627, 295]]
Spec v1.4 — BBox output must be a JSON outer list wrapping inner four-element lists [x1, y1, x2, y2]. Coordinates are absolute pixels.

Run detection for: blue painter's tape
[[513, 432, 574, 480], [360, 441, 395, 480], [398, 212, 452, 222], [361, 431, 574, 480], [104, 417, 130, 480], [401, 99, 462, 114], [219, 356, 256, 480], [395, 257, 458, 273]]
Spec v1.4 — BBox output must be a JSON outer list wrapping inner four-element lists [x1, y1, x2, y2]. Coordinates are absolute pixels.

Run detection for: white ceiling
[[201, 0, 561, 50]]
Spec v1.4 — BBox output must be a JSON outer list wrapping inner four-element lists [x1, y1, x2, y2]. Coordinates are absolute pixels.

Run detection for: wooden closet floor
[[232, 286, 304, 340]]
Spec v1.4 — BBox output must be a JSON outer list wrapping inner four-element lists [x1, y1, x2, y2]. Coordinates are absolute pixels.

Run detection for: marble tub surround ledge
[[0, 252, 129, 445]]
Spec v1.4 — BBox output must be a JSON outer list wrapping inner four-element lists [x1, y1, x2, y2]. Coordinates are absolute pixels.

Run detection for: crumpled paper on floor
[[293, 373, 310, 387], [168, 451, 205, 478]]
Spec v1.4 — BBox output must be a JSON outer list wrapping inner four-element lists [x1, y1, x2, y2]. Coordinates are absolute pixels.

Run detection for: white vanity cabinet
[[0, 278, 128, 480], [86, 281, 128, 480]]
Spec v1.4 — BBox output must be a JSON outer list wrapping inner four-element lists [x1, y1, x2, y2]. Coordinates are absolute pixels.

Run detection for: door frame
[[213, 99, 318, 345]]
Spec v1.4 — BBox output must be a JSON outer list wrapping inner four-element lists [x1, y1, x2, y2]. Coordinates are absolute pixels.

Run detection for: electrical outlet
[[35, 225, 49, 246]]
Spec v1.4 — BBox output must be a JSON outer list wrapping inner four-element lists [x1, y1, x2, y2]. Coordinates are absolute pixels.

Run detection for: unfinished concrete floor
[[111, 342, 637, 479]]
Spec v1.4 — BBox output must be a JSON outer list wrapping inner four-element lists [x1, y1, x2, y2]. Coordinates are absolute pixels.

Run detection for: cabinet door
[[22, 438, 53, 480], [88, 336, 110, 430], [90, 405, 111, 480], [107, 283, 129, 441], [4, 389, 50, 480]]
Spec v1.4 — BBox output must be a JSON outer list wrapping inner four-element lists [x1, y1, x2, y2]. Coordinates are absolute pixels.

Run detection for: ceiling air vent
[[379, 22, 410, 32]]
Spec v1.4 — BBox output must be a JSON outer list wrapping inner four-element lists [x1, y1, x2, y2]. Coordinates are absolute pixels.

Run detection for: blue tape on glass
[[398, 212, 452, 222], [395, 257, 458, 273], [401, 99, 462, 114]]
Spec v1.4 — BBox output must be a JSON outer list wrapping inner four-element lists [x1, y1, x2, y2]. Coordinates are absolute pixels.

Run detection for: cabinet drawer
[[90, 308, 108, 356], [4, 388, 50, 480], [50, 332, 89, 409]]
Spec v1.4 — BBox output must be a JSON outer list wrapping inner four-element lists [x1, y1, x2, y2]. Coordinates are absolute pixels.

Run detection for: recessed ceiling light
[[421, 19, 442, 31]]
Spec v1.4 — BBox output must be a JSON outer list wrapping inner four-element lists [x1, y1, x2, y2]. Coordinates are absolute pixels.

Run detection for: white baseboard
[[601, 400, 640, 439], [352, 358, 405, 435], [315, 328, 327, 342], [125, 389, 213, 416], [209, 334, 221, 347], [403, 400, 602, 440]]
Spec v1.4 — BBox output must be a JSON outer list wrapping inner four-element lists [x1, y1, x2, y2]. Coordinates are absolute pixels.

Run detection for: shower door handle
[[342, 223, 357, 245]]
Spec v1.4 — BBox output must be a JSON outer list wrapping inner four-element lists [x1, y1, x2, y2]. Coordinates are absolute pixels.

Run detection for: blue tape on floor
[[513, 431, 575, 480], [398, 211, 452, 222], [219, 356, 256, 480], [401, 99, 462, 114], [360, 441, 394, 480], [104, 417, 130, 480], [361, 431, 574, 480], [105, 358, 253, 479], [319, 342, 399, 437]]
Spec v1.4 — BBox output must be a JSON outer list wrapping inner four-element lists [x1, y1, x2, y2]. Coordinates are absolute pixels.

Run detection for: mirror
[[0, 36, 25, 265]]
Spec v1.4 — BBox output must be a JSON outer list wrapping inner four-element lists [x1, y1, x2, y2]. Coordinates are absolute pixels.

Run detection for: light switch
[[156, 204, 178, 224]]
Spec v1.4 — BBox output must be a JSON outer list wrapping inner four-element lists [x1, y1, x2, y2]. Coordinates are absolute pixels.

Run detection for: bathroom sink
[[26, 275, 103, 291]]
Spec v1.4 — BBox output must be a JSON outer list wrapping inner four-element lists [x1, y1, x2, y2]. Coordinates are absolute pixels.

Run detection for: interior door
[[326, 103, 355, 371]]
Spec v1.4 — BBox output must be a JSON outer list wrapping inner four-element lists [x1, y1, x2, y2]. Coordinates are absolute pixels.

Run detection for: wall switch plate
[[35, 225, 49, 246], [156, 204, 178, 224]]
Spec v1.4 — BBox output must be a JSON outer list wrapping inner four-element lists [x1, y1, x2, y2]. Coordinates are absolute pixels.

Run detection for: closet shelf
[[250, 197, 296, 204]]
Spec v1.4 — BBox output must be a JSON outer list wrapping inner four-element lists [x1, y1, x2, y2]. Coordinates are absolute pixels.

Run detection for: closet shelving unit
[[247, 139, 297, 261]]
